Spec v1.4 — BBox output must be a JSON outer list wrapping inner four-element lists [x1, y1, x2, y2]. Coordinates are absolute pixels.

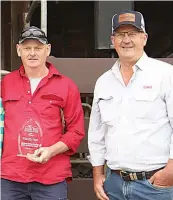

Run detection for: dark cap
[[112, 10, 146, 33], [18, 26, 48, 44]]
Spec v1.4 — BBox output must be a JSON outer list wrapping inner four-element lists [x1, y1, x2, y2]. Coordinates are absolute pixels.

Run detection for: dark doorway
[[31, 1, 173, 58], [135, 1, 173, 57], [31, 1, 95, 58]]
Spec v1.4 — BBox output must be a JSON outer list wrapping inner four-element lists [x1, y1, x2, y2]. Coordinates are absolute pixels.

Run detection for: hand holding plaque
[[26, 147, 53, 164]]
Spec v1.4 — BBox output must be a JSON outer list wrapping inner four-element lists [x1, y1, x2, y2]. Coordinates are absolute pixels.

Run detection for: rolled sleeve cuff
[[59, 138, 76, 155], [87, 155, 105, 166]]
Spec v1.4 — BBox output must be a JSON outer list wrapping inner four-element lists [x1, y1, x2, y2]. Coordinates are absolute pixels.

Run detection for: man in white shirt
[[88, 10, 173, 200]]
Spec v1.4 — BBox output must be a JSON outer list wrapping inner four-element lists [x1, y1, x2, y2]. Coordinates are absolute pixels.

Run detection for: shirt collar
[[135, 52, 148, 71], [111, 59, 121, 74], [111, 51, 148, 74], [19, 61, 61, 78]]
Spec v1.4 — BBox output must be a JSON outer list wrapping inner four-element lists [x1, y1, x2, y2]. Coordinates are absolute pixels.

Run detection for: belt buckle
[[120, 170, 128, 178], [120, 170, 138, 181]]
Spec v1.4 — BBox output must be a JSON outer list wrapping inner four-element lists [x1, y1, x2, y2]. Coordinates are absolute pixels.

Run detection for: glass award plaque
[[18, 118, 43, 157]]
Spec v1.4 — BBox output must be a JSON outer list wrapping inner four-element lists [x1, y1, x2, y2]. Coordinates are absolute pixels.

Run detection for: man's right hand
[[93, 174, 109, 200]]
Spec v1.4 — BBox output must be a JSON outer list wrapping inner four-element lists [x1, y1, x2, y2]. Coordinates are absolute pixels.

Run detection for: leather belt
[[111, 167, 164, 181]]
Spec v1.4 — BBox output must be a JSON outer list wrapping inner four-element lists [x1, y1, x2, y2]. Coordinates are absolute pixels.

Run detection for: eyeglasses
[[113, 30, 143, 39]]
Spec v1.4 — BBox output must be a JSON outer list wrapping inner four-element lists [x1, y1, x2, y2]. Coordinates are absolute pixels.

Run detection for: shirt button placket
[[27, 79, 32, 103]]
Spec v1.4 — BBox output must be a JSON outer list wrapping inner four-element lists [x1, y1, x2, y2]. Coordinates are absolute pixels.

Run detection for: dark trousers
[[1, 178, 67, 200]]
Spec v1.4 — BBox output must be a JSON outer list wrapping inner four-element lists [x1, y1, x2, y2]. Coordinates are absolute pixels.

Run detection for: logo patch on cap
[[119, 13, 135, 23]]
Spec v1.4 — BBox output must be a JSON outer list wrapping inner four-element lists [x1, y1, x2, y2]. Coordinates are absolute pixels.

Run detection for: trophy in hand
[[18, 118, 43, 157]]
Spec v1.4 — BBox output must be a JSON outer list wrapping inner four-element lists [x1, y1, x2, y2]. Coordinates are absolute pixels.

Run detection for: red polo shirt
[[1, 62, 85, 184]]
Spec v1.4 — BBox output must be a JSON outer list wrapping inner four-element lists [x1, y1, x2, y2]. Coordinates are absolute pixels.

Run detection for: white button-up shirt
[[88, 52, 173, 172]]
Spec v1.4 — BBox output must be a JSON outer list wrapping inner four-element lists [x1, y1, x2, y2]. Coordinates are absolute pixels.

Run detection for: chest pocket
[[134, 92, 166, 120], [3, 93, 21, 118], [40, 94, 64, 119], [98, 95, 121, 124]]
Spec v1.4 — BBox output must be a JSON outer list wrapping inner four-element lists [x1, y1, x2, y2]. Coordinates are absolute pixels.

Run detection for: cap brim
[[113, 22, 145, 32], [19, 36, 48, 44]]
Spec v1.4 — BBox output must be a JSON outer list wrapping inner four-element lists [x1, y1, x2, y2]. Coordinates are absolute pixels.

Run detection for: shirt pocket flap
[[3, 93, 21, 102], [133, 92, 164, 120], [134, 92, 158, 102], [2, 93, 21, 116], [98, 95, 113, 102], [40, 94, 64, 118], [41, 94, 63, 101], [97, 95, 118, 124]]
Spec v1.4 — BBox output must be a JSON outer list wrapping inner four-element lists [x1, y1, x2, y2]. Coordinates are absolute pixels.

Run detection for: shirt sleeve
[[59, 80, 85, 155], [87, 81, 107, 166], [165, 66, 173, 159], [0, 98, 4, 157]]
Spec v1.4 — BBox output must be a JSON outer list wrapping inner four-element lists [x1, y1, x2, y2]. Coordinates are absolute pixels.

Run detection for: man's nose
[[30, 48, 36, 55]]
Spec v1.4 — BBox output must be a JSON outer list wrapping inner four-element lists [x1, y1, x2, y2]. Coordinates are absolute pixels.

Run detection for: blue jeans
[[103, 168, 173, 200], [1, 178, 67, 200]]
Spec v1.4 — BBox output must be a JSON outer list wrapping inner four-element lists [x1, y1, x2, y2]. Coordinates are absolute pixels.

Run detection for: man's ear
[[16, 44, 21, 57], [111, 35, 115, 46], [143, 33, 148, 47], [46, 44, 51, 56]]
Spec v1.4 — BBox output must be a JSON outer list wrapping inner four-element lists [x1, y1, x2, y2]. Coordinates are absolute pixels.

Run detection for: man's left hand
[[149, 167, 173, 188], [26, 147, 53, 164]]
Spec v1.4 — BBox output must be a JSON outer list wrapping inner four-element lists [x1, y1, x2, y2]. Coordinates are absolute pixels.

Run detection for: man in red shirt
[[1, 26, 85, 200]]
